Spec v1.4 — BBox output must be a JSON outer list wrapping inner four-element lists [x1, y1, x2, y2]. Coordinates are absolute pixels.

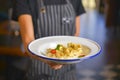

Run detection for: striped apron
[[35, 0, 76, 38], [26, 0, 77, 80]]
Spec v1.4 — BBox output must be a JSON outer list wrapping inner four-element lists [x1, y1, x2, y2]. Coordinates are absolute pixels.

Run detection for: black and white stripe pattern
[[36, 0, 76, 38], [26, 58, 77, 80], [27, 0, 77, 80]]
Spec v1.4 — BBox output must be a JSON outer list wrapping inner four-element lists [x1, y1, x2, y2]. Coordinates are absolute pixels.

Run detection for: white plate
[[28, 36, 101, 64]]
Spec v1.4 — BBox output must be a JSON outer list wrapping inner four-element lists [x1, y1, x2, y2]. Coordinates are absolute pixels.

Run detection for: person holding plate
[[12, 0, 85, 80]]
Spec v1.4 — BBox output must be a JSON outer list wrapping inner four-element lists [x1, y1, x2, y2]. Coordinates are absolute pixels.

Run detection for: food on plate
[[45, 43, 91, 59]]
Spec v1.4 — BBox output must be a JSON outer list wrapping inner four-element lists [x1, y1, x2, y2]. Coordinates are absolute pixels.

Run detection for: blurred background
[[0, 0, 120, 80]]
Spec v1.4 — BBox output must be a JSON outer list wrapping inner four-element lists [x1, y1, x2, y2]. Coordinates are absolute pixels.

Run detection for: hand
[[46, 61, 63, 70], [25, 52, 63, 70]]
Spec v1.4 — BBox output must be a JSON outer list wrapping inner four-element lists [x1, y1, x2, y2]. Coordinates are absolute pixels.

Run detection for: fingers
[[47, 61, 63, 70], [29, 54, 63, 70], [49, 64, 63, 70]]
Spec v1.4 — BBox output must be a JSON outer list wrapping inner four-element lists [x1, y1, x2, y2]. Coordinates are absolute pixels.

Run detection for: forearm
[[18, 14, 35, 53], [75, 16, 80, 36]]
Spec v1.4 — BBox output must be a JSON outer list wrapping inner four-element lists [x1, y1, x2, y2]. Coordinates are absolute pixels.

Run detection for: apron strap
[[35, 0, 44, 38]]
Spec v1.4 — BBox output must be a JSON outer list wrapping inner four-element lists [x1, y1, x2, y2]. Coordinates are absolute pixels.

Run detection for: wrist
[[74, 32, 80, 36]]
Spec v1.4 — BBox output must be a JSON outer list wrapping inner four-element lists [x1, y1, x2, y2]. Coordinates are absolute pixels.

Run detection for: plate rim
[[27, 36, 102, 62]]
